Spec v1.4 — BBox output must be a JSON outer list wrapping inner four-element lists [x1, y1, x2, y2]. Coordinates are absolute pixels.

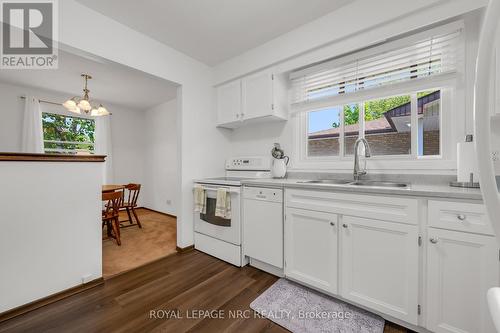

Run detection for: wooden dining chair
[[102, 190, 122, 246], [119, 184, 142, 228]]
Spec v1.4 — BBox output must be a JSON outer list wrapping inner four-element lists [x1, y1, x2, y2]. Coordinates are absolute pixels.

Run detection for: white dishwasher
[[242, 186, 283, 276]]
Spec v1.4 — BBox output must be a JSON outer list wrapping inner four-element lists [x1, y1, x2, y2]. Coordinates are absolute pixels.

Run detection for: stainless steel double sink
[[297, 179, 409, 188]]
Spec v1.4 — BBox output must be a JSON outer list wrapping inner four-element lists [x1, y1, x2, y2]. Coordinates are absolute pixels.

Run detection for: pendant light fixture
[[63, 74, 110, 116]]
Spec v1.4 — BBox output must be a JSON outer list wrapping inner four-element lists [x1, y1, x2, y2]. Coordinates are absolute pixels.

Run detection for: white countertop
[[241, 178, 483, 200]]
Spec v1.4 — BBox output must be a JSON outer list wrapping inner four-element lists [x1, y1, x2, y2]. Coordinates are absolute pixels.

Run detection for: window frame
[[41, 111, 96, 155], [293, 85, 455, 171]]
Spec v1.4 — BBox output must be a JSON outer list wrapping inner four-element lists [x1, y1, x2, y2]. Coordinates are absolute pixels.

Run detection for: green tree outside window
[[42, 113, 95, 154], [334, 91, 434, 127]]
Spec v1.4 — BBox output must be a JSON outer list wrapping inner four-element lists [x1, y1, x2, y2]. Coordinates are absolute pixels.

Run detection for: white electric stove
[[193, 156, 271, 266]]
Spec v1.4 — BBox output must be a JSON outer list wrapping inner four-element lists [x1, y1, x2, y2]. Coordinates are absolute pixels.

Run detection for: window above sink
[[305, 90, 441, 159], [289, 22, 462, 172]]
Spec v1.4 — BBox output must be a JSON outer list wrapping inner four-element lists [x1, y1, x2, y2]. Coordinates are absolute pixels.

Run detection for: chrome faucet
[[353, 138, 372, 181]]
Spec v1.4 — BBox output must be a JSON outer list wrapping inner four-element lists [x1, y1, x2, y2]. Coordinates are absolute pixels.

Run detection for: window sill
[[290, 158, 457, 174]]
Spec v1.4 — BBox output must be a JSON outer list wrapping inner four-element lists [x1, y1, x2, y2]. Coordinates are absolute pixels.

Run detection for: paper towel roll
[[457, 142, 479, 182]]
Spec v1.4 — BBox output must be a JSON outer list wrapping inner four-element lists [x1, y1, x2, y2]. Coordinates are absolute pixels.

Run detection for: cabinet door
[[241, 70, 273, 120], [340, 216, 419, 325], [426, 228, 498, 333], [216, 80, 241, 125], [285, 208, 338, 294]]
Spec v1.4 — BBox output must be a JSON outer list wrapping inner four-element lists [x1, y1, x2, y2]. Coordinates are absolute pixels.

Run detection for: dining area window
[[42, 112, 95, 154]]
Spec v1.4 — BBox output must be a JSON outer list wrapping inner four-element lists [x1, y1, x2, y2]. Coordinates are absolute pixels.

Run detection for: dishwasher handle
[[243, 187, 283, 203]]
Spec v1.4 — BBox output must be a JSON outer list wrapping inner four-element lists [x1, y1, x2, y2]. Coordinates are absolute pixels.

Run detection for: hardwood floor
[[0, 250, 412, 333]]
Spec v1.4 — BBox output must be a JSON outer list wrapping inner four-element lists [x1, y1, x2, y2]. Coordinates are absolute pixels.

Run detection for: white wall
[[143, 99, 178, 215], [229, 120, 292, 158], [0, 161, 102, 313], [108, 104, 146, 188], [0, 82, 23, 152]]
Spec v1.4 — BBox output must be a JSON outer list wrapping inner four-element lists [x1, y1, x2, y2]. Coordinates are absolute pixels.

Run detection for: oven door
[[194, 184, 241, 245]]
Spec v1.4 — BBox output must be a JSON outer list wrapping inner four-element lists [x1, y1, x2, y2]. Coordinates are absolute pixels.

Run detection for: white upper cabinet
[[216, 80, 241, 125], [426, 228, 498, 333], [285, 208, 338, 294], [216, 68, 287, 128], [241, 70, 274, 119], [340, 215, 419, 325]]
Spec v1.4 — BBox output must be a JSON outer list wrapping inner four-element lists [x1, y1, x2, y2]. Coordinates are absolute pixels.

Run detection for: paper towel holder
[[450, 172, 480, 188], [450, 134, 480, 188]]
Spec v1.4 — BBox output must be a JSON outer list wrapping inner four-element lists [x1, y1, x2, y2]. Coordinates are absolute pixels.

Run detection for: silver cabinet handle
[[236, 113, 240, 119], [330, 222, 335, 226], [241, 113, 245, 118], [342, 224, 348, 228], [457, 214, 466, 221], [430, 237, 439, 244]]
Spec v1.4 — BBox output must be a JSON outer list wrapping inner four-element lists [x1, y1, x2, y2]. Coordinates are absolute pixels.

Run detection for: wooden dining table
[[102, 184, 125, 193]]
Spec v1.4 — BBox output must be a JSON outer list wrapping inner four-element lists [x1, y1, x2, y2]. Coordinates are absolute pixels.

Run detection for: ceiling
[[76, 0, 354, 66], [0, 50, 179, 110]]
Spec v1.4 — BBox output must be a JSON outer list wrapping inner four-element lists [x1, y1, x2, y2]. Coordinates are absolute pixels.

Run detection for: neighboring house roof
[[385, 90, 441, 118], [308, 90, 440, 139], [308, 118, 392, 139]]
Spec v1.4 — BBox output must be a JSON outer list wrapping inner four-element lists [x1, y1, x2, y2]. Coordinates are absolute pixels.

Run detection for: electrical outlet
[[492, 151, 499, 162], [166, 199, 172, 205]]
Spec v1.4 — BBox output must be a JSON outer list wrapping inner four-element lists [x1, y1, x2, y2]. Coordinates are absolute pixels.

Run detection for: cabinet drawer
[[286, 189, 418, 225], [428, 200, 493, 235]]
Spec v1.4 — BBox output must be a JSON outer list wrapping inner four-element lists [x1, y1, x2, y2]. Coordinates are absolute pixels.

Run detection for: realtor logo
[[1, 0, 58, 69]]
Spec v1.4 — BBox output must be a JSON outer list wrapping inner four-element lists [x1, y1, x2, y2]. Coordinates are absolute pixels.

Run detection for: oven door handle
[[193, 184, 241, 194]]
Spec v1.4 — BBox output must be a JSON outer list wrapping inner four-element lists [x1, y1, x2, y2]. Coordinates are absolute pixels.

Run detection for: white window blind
[[290, 25, 462, 108]]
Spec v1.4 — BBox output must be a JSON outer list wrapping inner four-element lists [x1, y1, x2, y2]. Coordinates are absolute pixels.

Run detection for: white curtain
[[21, 96, 44, 153], [95, 116, 114, 184]]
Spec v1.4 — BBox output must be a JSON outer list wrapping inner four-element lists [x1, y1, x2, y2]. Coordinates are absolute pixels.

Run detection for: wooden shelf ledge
[[0, 153, 106, 162]]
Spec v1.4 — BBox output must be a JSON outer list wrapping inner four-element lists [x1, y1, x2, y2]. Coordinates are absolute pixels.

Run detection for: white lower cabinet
[[283, 190, 498, 332], [284, 207, 418, 324], [426, 228, 499, 333], [340, 216, 419, 325], [284, 208, 338, 294]]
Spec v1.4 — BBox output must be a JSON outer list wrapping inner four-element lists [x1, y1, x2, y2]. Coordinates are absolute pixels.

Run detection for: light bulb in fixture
[[78, 99, 91, 111], [90, 108, 99, 116], [97, 105, 109, 116], [70, 106, 81, 114], [63, 98, 77, 110]]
